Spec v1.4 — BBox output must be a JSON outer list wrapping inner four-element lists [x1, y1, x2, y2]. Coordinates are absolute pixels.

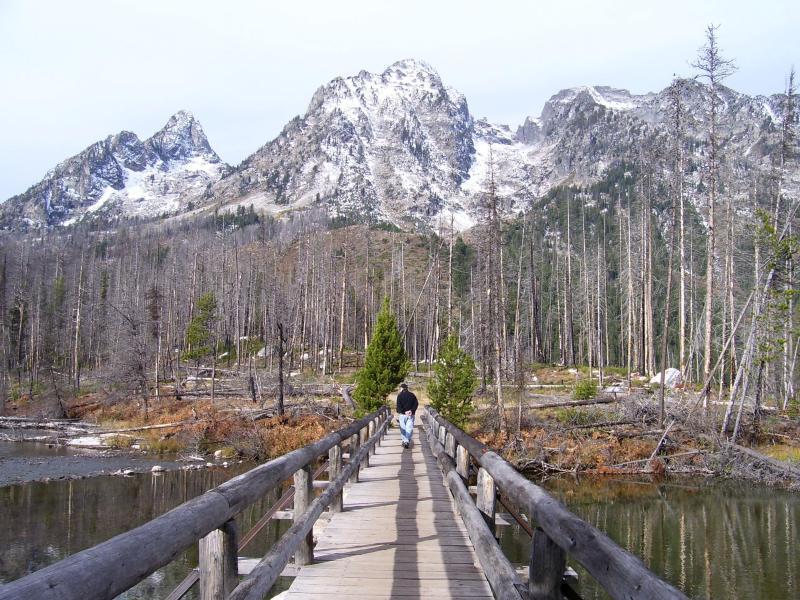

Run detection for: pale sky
[[1, 0, 797, 201]]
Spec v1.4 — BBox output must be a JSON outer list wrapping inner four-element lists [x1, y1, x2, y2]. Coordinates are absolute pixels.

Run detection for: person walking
[[396, 383, 418, 449]]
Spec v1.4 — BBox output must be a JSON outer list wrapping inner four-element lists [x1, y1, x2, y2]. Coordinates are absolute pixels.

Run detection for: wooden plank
[[229, 417, 390, 600], [286, 423, 493, 600]]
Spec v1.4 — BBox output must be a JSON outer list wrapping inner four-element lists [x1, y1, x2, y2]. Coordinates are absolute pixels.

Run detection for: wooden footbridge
[[0, 407, 688, 600]]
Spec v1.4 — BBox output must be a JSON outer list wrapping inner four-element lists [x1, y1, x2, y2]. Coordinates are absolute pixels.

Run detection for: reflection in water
[[497, 477, 800, 600], [0, 465, 291, 599], [3, 460, 798, 600]]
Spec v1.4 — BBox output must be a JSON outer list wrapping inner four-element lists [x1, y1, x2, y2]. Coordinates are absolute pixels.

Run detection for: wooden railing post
[[293, 465, 314, 566], [456, 444, 470, 480], [368, 420, 376, 456], [444, 432, 456, 458], [329, 444, 343, 513], [360, 426, 370, 468], [349, 432, 360, 483], [476, 467, 496, 535], [529, 526, 567, 600], [199, 518, 238, 600], [438, 425, 446, 446]]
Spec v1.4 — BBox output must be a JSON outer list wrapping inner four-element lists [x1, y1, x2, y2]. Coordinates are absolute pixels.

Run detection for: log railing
[[422, 407, 688, 600], [0, 406, 391, 600]]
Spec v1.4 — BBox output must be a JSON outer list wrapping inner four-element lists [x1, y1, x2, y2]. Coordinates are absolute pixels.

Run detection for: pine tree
[[185, 292, 217, 362], [353, 297, 409, 414], [427, 335, 477, 428]]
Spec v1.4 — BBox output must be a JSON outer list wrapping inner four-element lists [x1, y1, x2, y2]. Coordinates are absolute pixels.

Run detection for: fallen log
[[563, 419, 640, 431], [0, 417, 95, 434], [727, 443, 800, 479], [340, 385, 355, 409], [610, 450, 706, 468], [89, 421, 204, 436], [528, 396, 619, 410]]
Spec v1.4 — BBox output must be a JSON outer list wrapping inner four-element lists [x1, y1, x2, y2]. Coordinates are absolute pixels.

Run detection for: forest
[[0, 28, 797, 459]]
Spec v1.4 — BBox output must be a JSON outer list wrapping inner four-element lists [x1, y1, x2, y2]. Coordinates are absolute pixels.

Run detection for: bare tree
[[692, 24, 737, 397]]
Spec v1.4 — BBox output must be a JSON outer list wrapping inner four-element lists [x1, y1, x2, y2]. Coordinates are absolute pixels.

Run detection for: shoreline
[[0, 438, 233, 487]]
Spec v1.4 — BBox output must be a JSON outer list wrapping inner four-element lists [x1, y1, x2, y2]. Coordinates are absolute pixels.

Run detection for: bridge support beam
[[199, 518, 238, 600], [294, 465, 314, 566], [529, 527, 567, 600]]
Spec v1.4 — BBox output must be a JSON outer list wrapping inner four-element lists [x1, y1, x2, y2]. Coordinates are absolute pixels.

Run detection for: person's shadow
[[392, 428, 420, 597]]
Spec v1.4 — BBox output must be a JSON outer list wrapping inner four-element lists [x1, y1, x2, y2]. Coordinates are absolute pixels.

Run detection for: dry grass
[[759, 444, 800, 465], [258, 415, 334, 458]]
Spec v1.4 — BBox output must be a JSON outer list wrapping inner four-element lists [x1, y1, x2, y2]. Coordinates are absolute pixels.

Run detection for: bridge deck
[[284, 420, 493, 599]]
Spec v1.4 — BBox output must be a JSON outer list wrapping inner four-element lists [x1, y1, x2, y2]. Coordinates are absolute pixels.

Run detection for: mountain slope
[[207, 62, 793, 230], [1, 111, 227, 228], [3, 60, 795, 231]]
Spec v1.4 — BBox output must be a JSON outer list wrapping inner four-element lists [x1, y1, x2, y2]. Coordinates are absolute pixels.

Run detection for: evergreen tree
[[185, 292, 217, 362], [428, 335, 477, 428], [353, 298, 408, 414]]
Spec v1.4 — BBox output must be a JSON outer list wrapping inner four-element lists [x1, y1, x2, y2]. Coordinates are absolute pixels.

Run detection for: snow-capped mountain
[[209, 59, 478, 229], [207, 60, 793, 230], [3, 59, 795, 231], [1, 111, 227, 228]]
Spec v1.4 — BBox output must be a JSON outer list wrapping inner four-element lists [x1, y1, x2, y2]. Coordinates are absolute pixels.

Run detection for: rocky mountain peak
[[4, 59, 796, 233], [1, 111, 227, 229], [147, 110, 220, 163], [381, 58, 441, 83]]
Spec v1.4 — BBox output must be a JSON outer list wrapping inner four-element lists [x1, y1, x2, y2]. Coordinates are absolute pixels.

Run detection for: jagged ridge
[[1, 111, 227, 228]]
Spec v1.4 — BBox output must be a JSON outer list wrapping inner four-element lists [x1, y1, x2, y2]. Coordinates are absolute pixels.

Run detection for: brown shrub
[[259, 416, 332, 459]]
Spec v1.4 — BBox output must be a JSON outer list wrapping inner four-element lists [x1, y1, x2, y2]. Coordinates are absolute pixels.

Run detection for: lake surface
[[0, 442, 291, 598], [0, 438, 186, 486], [2, 442, 799, 599], [498, 476, 800, 599]]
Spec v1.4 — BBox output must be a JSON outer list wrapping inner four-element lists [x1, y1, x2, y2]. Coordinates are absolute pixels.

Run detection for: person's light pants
[[398, 414, 415, 444]]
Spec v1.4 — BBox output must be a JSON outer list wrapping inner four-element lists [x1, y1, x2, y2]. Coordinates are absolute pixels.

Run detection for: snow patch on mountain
[[2, 111, 227, 228]]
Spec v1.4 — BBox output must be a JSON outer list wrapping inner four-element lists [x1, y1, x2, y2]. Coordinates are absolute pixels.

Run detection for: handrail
[[0, 406, 390, 600], [229, 413, 391, 599], [164, 460, 331, 600], [426, 407, 688, 600], [420, 409, 528, 600]]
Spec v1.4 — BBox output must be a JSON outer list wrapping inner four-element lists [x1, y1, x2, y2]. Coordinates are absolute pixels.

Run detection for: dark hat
[[400, 383, 408, 389]]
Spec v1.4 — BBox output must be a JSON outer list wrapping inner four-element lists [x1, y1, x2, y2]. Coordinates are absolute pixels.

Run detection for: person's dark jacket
[[396, 389, 418, 415]]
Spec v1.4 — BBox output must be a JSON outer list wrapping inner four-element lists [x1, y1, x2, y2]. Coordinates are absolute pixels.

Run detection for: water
[[3, 442, 799, 600], [0, 439, 186, 486], [0, 445, 291, 598], [497, 476, 800, 599]]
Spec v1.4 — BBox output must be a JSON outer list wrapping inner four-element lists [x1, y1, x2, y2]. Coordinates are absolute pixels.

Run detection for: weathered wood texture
[[476, 467, 497, 535], [529, 527, 566, 600], [229, 416, 389, 600], [199, 519, 238, 600], [427, 407, 688, 600], [0, 408, 388, 600], [283, 420, 495, 599], [293, 465, 314, 566], [456, 444, 470, 480], [328, 444, 343, 513], [422, 412, 527, 600]]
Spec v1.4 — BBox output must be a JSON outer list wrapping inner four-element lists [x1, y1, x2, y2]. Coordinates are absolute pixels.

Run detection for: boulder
[[649, 368, 682, 388]]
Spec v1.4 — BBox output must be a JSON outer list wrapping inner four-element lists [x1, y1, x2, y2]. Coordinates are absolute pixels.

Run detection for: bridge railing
[[0, 406, 391, 600], [422, 407, 688, 600]]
